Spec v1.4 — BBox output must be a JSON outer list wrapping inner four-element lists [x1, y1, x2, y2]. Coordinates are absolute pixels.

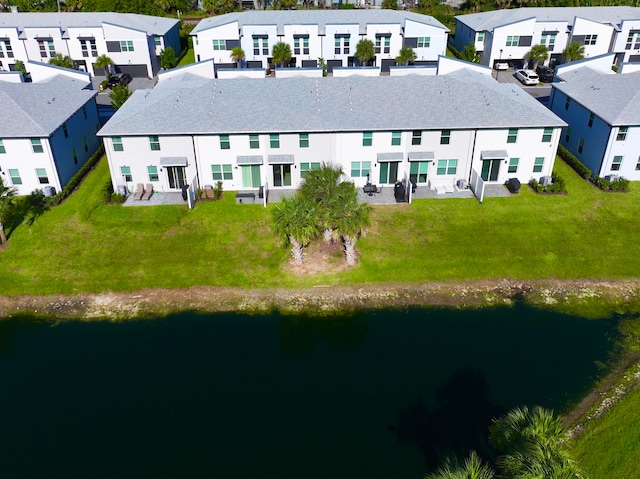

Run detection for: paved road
[[494, 67, 552, 106]]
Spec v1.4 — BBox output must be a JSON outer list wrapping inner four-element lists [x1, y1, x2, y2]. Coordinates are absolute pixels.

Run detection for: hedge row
[[46, 145, 104, 206], [557, 144, 591, 179]]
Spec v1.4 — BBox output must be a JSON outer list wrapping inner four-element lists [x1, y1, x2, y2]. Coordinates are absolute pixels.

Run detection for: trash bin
[[394, 182, 405, 203], [507, 178, 521, 194]]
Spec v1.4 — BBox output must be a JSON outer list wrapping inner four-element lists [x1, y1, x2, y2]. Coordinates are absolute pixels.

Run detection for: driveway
[[493, 67, 552, 106], [92, 75, 157, 106]]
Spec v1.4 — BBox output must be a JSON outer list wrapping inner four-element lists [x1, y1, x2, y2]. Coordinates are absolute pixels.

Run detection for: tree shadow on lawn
[[5, 191, 50, 239]]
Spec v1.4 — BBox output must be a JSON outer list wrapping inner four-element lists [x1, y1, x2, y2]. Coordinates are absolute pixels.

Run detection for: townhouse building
[[0, 12, 180, 78], [0, 73, 101, 196], [453, 7, 640, 69], [190, 10, 449, 74], [98, 67, 565, 197], [550, 58, 640, 180]]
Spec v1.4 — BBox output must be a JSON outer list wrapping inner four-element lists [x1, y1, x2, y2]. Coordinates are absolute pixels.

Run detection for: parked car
[[515, 69, 539, 86], [536, 66, 555, 83], [494, 61, 509, 70], [107, 73, 132, 88]]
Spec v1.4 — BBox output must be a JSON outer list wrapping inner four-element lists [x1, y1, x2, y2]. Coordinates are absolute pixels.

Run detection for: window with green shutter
[[507, 129, 518, 143], [299, 133, 309, 148], [249, 134, 260, 149], [508, 158, 519, 173], [120, 166, 132, 182], [300, 162, 320, 179], [112, 136, 123, 152], [270, 134, 280, 148], [148, 165, 159, 182], [212, 164, 233, 181], [391, 131, 401, 146], [611, 156, 623, 171], [36, 168, 49, 184], [362, 132, 372, 147], [533, 157, 544, 173], [220, 134, 230, 150], [31, 138, 44, 153], [8, 169, 21, 185], [437, 159, 457, 175], [542, 128, 552, 142]]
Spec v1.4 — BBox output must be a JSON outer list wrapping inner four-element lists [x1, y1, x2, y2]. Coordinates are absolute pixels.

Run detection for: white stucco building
[[0, 12, 180, 78], [190, 10, 449, 74], [97, 64, 565, 197], [453, 7, 640, 69], [0, 71, 101, 196], [550, 56, 640, 180]]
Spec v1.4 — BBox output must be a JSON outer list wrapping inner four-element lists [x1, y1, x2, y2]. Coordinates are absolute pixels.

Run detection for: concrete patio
[[123, 191, 186, 206]]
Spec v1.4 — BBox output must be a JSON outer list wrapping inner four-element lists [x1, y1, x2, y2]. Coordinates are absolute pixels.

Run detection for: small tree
[[525, 44, 549, 69], [272, 195, 319, 265], [381, 0, 398, 8], [355, 38, 375, 67], [332, 183, 372, 265], [109, 84, 132, 109], [562, 41, 585, 62], [230, 46, 245, 68], [395, 46, 416, 66], [49, 53, 74, 69], [299, 163, 344, 243], [272, 42, 292, 68], [462, 43, 480, 63], [159, 46, 177, 70], [426, 452, 495, 479], [13, 60, 28, 78], [94, 54, 113, 77], [0, 177, 17, 245], [318, 57, 328, 77]]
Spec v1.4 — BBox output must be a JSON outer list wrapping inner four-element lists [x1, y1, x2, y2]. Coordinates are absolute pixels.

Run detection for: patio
[[123, 191, 186, 206]]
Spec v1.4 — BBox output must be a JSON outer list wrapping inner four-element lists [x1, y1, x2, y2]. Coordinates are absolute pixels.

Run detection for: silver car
[[515, 69, 539, 86]]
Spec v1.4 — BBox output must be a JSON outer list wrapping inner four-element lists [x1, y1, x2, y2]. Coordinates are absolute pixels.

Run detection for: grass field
[[1, 156, 640, 296], [177, 48, 195, 67]]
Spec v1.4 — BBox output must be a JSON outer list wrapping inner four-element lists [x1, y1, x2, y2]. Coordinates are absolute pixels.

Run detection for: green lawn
[[1, 156, 640, 296], [573, 383, 640, 479], [177, 48, 194, 67]]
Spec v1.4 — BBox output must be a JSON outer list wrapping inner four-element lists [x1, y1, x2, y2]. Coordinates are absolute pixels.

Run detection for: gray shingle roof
[[98, 70, 565, 137], [0, 12, 178, 35], [0, 76, 97, 137], [553, 68, 640, 126], [191, 10, 449, 35], [456, 6, 640, 32]]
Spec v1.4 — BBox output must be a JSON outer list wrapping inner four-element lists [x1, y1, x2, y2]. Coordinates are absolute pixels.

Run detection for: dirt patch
[[284, 240, 351, 277]]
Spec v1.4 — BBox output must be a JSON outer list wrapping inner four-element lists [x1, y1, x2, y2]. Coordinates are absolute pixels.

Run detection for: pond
[[0, 304, 617, 479]]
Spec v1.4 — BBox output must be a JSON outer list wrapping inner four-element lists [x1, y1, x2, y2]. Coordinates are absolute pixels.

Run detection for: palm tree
[[355, 38, 375, 67], [49, 53, 74, 69], [109, 84, 132, 109], [562, 42, 585, 62], [426, 452, 495, 479], [525, 44, 549, 69], [332, 183, 371, 265], [0, 177, 17, 245], [298, 163, 344, 243], [271, 195, 319, 265], [94, 54, 113, 78], [230, 46, 245, 68], [271, 42, 292, 68], [395, 46, 417, 66]]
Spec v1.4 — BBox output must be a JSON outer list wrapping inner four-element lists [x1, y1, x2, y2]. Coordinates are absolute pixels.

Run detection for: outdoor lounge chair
[[134, 183, 145, 201], [141, 183, 154, 201]]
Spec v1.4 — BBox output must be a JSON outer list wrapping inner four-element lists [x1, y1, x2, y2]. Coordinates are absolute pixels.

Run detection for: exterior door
[[241, 165, 261, 188], [167, 166, 186, 189], [379, 162, 399, 184], [272, 164, 292, 187], [481, 159, 501, 182]]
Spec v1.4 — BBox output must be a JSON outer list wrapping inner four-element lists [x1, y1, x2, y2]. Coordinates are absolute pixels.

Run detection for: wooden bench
[[236, 192, 255, 204]]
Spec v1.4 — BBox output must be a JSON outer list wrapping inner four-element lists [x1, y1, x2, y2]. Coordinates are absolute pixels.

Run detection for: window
[[300, 162, 320, 179], [410, 161, 428, 183], [476, 32, 484, 42], [294, 36, 309, 55], [578, 138, 584, 154], [212, 164, 233, 181], [80, 39, 98, 57], [335, 35, 350, 55], [508, 158, 519, 173], [412, 130, 422, 145], [212, 39, 226, 51], [564, 97, 571, 110], [37, 39, 55, 58], [72, 148, 78, 164], [0, 139, 5, 154], [149, 136, 160, 151], [437, 159, 457, 175], [220, 134, 230, 150], [299, 133, 309, 148], [31, 138, 44, 153], [120, 166, 132, 182], [120, 40, 134, 52], [83, 137, 88, 152], [62, 122, 68, 138], [350, 161, 371, 178], [112, 136, 123, 152], [252, 37, 268, 55], [611, 156, 623, 171], [626, 32, 640, 50], [147, 165, 159, 182], [540, 33, 556, 50], [8, 169, 22, 185], [36, 168, 49, 184], [154, 36, 162, 47], [506, 35, 519, 47], [362, 132, 372, 147], [0, 40, 14, 58], [270, 134, 280, 148], [533, 157, 544, 173], [417, 37, 430, 48], [616, 126, 628, 141], [375, 35, 391, 54], [249, 134, 260, 149], [588, 112, 594, 128], [584, 34, 597, 45], [565, 127, 571, 143], [440, 130, 451, 145], [507, 128, 518, 143], [391, 131, 401, 146], [542, 128, 552, 142]]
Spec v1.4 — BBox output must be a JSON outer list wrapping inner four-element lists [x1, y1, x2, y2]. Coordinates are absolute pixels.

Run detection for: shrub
[[558, 144, 591, 179], [111, 193, 125, 204], [594, 175, 630, 192], [101, 179, 115, 203], [529, 173, 566, 194], [213, 181, 224, 201]]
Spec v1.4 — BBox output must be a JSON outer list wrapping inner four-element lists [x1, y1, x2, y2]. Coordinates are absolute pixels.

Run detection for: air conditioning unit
[[605, 174, 619, 182], [540, 175, 552, 186], [457, 179, 468, 189]]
